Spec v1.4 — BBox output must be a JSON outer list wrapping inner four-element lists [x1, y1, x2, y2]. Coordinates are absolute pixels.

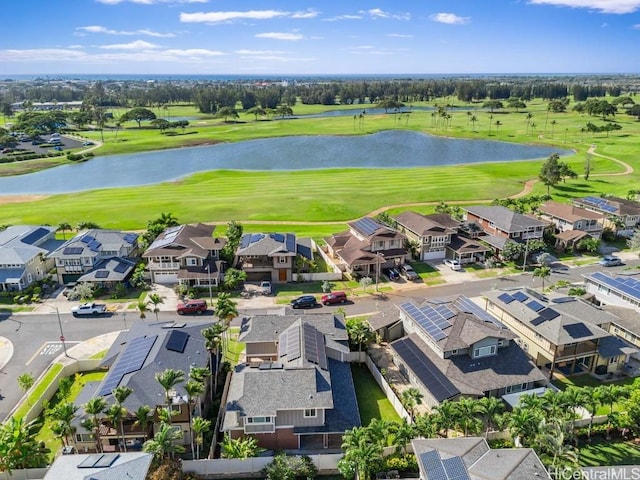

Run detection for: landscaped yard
[[225, 327, 245, 365], [351, 364, 401, 425], [579, 439, 640, 467], [552, 374, 635, 415], [410, 262, 444, 286]]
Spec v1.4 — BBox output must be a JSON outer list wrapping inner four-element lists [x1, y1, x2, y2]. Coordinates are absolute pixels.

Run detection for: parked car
[[176, 299, 208, 315], [321, 291, 347, 305], [82, 141, 95, 146], [290, 295, 319, 309], [259, 281, 272, 295], [71, 302, 108, 317], [599, 255, 622, 267], [399, 264, 419, 281], [384, 267, 400, 281], [444, 259, 462, 271]]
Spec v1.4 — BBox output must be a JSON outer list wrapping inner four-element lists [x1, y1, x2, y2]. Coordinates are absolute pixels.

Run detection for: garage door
[[153, 272, 178, 283], [423, 250, 445, 261]]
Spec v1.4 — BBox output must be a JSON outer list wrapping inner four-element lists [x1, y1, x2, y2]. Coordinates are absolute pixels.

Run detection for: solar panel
[[95, 270, 109, 279], [81, 235, 95, 244], [278, 331, 288, 357], [602, 205, 617, 213], [123, 233, 138, 243], [442, 456, 471, 480], [303, 323, 327, 369], [538, 308, 560, 321], [88, 240, 102, 252], [552, 297, 576, 304], [526, 300, 545, 312], [250, 233, 264, 243], [401, 301, 451, 343], [353, 217, 381, 236], [454, 296, 506, 328], [93, 453, 120, 468], [531, 317, 547, 326], [285, 233, 296, 253], [78, 454, 105, 468], [392, 337, 460, 401], [63, 246, 83, 255], [498, 293, 515, 304], [239, 234, 251, 249], [564, 323, 593, 339], [21, 227, 49, 245], [286, 326, 301, 361], [589, 272, 640, 301], [512, 291, 529, 303], [166, 330, 189, 353], [97, 335, 157, 396], [419, 450, 447, 480], [271, 233, 284, 242], [114, 262, 130, 274], [435, 305, 456, 320]]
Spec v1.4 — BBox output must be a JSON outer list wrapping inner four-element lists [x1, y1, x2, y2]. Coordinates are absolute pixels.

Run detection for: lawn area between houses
[[552, 374, 635, 416], [351, 364, 401, 426], [579, 439, 640, 467], [12, 363, 64, 421]]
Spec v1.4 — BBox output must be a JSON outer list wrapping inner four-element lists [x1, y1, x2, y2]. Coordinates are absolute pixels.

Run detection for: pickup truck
[[71, 302, 108, 317]]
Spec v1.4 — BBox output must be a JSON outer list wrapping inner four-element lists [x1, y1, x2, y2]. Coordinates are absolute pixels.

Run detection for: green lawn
[[225, 327, 245, 365], [351, 364, 401, 425], [12, 363, 65, 420], [552, 374, 636, 390], [579, 439, 640, 467]]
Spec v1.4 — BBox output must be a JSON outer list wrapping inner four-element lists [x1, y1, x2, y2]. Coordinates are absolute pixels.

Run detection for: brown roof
[[541, 201, 604, 222], [394, 211, 459, 236], [555, 230, 590, 242], [143, 223, 226, 258], [447, 235, 491, 254]]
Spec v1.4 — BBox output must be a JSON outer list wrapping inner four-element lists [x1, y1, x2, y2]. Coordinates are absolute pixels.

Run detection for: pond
[[0, 130, 571, 195]]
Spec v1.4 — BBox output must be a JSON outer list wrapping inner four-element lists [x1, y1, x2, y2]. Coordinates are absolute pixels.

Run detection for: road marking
[[26, 342, 47, 366], [26, 341, 80, 366]]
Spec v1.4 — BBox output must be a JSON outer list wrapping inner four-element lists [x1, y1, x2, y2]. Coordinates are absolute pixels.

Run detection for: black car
[[291, 295, 320, 309], [384, 267, 400, 281]]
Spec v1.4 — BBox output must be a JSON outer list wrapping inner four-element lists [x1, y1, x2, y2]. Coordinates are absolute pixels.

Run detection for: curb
[[0, 336, 14, 371]]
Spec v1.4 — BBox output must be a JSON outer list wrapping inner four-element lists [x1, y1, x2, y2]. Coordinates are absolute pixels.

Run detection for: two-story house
[[583, 272, 640, 312], [573, 196, 640, 237], [73, 321, 212, 454], [234, 233, 313, 283], [389, 296, 547, 407], [464, 206, 547, 254], [0, 225, 62, 291], [539, 200, 605, 249], [222, 313, 360, 451], [483, 288, 638, 379], [47, 229, 139, 286], [142, 223, 226, 287], [324, 217, 407, 278], [393, 211, 460, 261]]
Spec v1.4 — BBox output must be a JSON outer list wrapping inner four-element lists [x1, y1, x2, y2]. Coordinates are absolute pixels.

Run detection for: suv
[[399, 264, 419, 281], [384, 267, 400, 281], [177, 299, 208, 315], [599, 255, 622, 267], [321, 291, 347, 305], [259, 281, 272, 295], [291, 295, 319, 309], [444, 259, 462, 271]]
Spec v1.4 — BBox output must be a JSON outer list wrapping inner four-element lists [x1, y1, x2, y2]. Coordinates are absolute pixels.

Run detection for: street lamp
[[205, 263, 213, 307], [54, 306, 70, 358], [375, 252, 385, 292]]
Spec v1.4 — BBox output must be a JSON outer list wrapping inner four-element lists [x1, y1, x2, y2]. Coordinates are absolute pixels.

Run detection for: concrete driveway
[[427, 260, 478, 284]]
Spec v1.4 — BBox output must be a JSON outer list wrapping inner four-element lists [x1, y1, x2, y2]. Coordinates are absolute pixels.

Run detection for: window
[[473, 345, 496, 358], [278, 256, 287, 264], [76, 433, 93, 442], [609, 357, 617, 364], [304, 409, 317, 418], [186, 258, 197, 266], [451, 349, 458, 355], [247, 416, 273, 424]]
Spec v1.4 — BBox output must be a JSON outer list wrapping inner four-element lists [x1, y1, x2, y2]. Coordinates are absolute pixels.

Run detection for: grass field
[[0, 98, 638, 232], [351, 364, 401, 425], [579, 439, 640, 467]]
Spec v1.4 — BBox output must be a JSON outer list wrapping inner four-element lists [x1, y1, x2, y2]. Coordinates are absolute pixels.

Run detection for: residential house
[[539, 200, 605, 250], [222, 313, 360, 450], [0, 225, 62, 291], [73, 321, 212, 453], [445, 236, 491, 265], [389, 296, 547, 407], [412, 437, 550, 480], [483, 288, 638, 378], [142, 223, 226, 286], [463, 206, 547, 253], [48, 229, 139, 286], [44, 452, 153, 480], [583, 272, 640, 312], [324, 217, 407, 278], [393, 212, 459, 261], [573, 196, 640, 237], [234, 233, 313, 283]]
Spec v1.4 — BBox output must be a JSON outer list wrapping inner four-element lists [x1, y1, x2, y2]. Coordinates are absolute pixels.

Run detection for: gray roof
[[465, 206, 547, 233], [44, 452, 153, 480], [77, 257, 136, 283], [49, 229, 137, 259], [143, 223, 225, 258], [239, 313, 348, 345], [412, 437, 550, 480], [0, 268, 25, 283], [602, 306, 640, 336], [394, 211, 459, 237], [236, 232, 301, 257], [481, 235, 509, 251], [0, 225, 58, 265]]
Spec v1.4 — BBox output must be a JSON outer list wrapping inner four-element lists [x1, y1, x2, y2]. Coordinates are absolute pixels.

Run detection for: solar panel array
[[590, 272, 640, 301], [81, 235, 95, 244], [21, 227, 49, 245], [418, 449, 471, 480], [498, 293, 515, 304], [526, 300, 545, 312], [352, 217, 382, 236], [442, 456, 471, 480], [88, 240, 102, 252], [512, 291, 529, 303], [114, 262, 130, 274], [303, 323, 327, 369], [278, 331, 288, 357], [78, 453, 120, 469], [392, 337, 460, 401], [454, 296, 506, 329], [123, 233, 138, 244], [285, 233, 296, 253], [97, 335, 157, 396], [530, 307, 560, 326], [63, 246, 83, 255], [563, 323, 593, 339], [401, 301, 452, 342], [582, 196, 617, 213], [95, 270, 109, 279], [284, 326, 301, 361], [166, 330, 189, 353]]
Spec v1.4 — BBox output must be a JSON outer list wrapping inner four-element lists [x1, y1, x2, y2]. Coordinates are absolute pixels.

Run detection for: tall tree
[[147, 293, 164, 321], [83, 396, 107, 453], [184, 380, 204, 456], [454, 397, 483, 437], [201, 323, 225, 398], [155, 368, 185, 425], [400, 387, 423, 421], [113, 386, 133, 451], [478, 396, 505, 437], [538, 153, 562, 195], [143, 422, 185, 460], [533, 266, 552, 291], [191, 416, 211, 460]]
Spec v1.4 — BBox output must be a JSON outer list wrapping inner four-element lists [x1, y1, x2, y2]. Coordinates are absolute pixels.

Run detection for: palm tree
[[365, 418, 392, 449], [390, 418, 414, 455], [508, 406, 541, 447], [525, 112, 534, 134], [184, 380, 204, 455], [401, 387, 423, 421], [519, 392, 544, 413], [155, 368, 185, 424], [0, 417, 50, 472], [533, 266, 552, 291], [342, 426, 369, 452], [105, 404, 124, 451], [581, 387, 600, 441], [541, 389, 567, 422], [550, 119, 557, 138], [495, 120, 502, 133], [340, 436, 383, 480], [454, 397, 483, 437], [413, 413, 438, 439], [56, 222, 72, 240], [191, 417, 211, 460], [83, 397, 107, 453], [470, 115, 478, 131], [562, 386, 586, 436], [143, 422, 185, 460], [537, 419, 579, 470], [201, 323, 225, 398], [215, 292, 238, 355], [133, 405, 153, 441], [147, 293, 164, 321], [433, 400, 458, 438], [137, 299, 149, 320], [219, 435, 263, 459], [48, 402, 78, 449], [189, 366, 211, 416], [478, 396, 505, 437], [113, 386, 133, 451], [596, 384, 628, 438], [346, 320, 373, 363]]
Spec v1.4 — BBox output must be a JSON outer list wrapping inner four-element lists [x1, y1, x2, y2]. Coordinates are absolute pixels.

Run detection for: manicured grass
[[579, 439, 640, 467], [351, 364, 401, 425], [225, 327, 244, 365], [552, 374, 636, 390], [12, 363, 64, 420]]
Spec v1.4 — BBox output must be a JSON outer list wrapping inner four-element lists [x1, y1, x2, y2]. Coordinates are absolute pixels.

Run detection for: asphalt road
[[0, 259, 636, 420]]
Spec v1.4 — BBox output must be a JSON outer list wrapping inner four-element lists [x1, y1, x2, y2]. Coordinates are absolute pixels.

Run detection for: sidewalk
[[56, 331, 121, 367]]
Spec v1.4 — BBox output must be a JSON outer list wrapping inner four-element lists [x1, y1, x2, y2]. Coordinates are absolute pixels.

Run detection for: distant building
[[573, 196, 640, 237]]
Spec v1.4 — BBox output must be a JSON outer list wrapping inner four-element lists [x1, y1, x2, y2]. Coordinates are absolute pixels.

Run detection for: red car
[[321, 291, 348, 305], [177, 299, 208, 315]]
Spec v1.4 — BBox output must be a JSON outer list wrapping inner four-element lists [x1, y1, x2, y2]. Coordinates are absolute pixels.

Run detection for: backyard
[[350, 364, 401, 426]]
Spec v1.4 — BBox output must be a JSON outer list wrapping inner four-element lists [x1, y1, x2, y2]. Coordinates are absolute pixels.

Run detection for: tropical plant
[[147, 293, 164, 321], [263, 453, 317, 480], [454, 397, 483, 437], [508, 406, 541, 447], [155, 368, 185, 424], [400, 387, 423, 421], [47, 401, 79, 449], [191, 416, 211, 460], [56, 222, 72, 239], [137, 299, 149, 320], [201, 323, 225, 397], [345, 318, 373, 362], [0, 417, 50, 472], [340, 427, 383, 480], [113, 385, 133, 451], [184, 380, 204, 455], [220, 435, 264, 459], [17, 372, 35, 395], [478, 396, 505, 436], [83, 396, 107, 453], [133, 405, 153, 440], [143, 421, 185, 460], [390, 418, 414, 455], [533, 266, 552, 290]]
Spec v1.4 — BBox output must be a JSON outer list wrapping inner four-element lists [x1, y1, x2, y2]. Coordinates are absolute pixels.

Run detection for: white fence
[[183, 453, 342, 478], [0, 468, 48, 480], [297, 272, 343, 282], [365, 355, 411, 421], [315, 243, 344, 275]]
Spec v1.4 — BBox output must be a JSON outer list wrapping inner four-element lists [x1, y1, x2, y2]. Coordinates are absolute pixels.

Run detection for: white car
[[444, 259, 462, 271]]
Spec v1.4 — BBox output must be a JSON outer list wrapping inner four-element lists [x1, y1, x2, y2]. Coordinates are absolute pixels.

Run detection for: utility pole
[[522, 237, 530, 272], [55, 306, 70, 357]]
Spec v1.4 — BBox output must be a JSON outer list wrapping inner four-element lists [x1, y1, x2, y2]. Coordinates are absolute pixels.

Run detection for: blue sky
[[1, 0, 640, 75]]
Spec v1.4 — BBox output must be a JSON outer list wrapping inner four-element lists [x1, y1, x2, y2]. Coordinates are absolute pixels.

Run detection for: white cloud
[[528, 0, 640, 14], [323, 14, 363, 21], [388, 33, 414, 38], [76, 25, 175, 37], [234, 49, 286, 55], [97, 0, 207, 4], [180, 9, 300, 23], [634, 23, 640, 28], [429, 13, 470, 25], [0, 48, 89, 62], [255, 32, 304, 41], [98, 40, 159, 50], [359, 8, 411, 20], [291, 9, 320, 19]]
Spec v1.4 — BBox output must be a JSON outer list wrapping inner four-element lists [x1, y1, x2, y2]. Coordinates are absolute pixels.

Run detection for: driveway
[[427, 260, 477, 284]]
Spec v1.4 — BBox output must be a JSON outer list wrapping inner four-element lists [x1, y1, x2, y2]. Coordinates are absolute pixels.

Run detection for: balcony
[[244, 423, 275, 434], [556, 342, 598, 360], [148, 261, 180, 270]]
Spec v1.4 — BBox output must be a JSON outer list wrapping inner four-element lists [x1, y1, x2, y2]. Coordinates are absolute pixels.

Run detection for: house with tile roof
[[222, 313, 360, 451], [72, 321, 212, 453], [412, 437, 550, 480], [234, 232, 313, 283], [48, 229, 139, 286], [483, 288, 638, 379], [393, 211, 460, 261], [573, 196, 640, 237], [389, 296, 547, 407], [142, 223, 226, 286], [0, 225, 62, 291], [324, 217, 408, 279]]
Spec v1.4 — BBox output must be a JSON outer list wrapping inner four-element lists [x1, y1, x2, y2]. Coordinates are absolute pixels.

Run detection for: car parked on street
[[321, 291, 347, 305], [176, 299, 208, 315], [599, 255, 622, 267], [290, 295, 320, 309], [444, 259, 462, 271], [399, 264, 419, 281]]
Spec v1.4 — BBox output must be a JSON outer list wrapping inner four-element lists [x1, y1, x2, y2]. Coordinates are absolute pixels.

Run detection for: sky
[[1, 0, 640, 76]]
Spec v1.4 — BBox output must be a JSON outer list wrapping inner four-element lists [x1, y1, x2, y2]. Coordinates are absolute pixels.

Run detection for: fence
[[0, 468, 48, 480], [315, 243, 344, 275], [365, 355, 411, 421], [296, 272, 343, 282]]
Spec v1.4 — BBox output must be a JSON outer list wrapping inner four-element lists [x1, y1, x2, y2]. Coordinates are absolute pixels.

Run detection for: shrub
[[489, 438, 514, 448]]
